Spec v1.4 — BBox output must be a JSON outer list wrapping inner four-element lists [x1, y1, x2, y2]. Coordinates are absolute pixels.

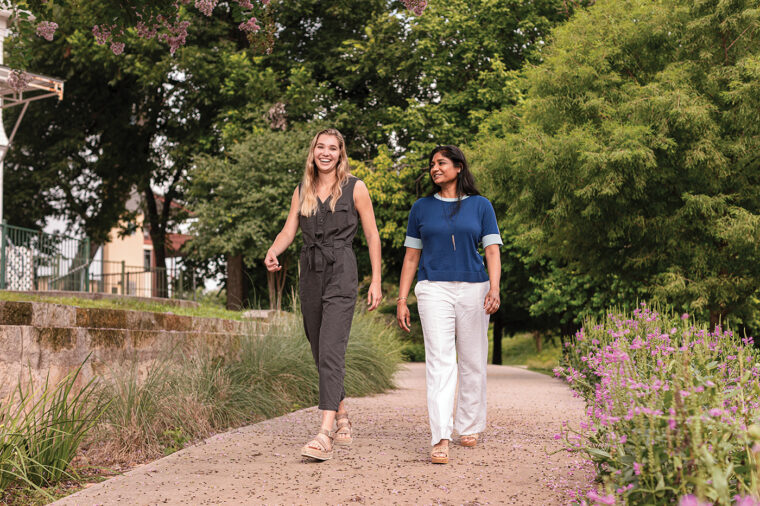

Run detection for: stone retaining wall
[[0, 301, 268, 399]]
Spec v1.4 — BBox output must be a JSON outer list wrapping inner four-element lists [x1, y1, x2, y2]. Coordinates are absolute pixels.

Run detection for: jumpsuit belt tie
[[304, 240, 346, 272]]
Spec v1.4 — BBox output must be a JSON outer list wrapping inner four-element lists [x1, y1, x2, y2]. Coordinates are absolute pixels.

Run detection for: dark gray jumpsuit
[[299, 176, 359, 411]]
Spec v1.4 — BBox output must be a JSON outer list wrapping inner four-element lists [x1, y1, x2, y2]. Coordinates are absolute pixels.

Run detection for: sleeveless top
[[299, 176, 359, 274]]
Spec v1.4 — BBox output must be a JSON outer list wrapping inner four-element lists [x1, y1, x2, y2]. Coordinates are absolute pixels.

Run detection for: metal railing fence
[[0, 224, 196, 299], [0, 223, 90, 292]]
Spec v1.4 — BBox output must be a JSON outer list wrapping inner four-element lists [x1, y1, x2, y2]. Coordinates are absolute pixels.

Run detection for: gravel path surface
[[54, 363, 593, 505]]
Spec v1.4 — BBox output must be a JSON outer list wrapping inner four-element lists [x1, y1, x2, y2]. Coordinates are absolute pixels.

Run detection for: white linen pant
[[415, 280, 490, 446]]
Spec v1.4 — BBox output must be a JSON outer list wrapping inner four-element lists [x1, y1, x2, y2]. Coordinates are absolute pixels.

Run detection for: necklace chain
[[441, 200, 457, 251]]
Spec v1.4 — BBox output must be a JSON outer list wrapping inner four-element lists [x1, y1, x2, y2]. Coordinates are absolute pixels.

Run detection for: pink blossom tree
[[7, 0, 426, 56]]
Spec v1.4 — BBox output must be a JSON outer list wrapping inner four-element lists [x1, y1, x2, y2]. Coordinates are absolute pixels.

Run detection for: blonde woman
[[265, 128, 382, 461]]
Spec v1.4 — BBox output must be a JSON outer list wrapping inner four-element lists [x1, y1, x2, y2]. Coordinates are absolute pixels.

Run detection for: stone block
[[31, 302, 76, 328], [0, 325, 23, 362], [74, 306, 90, 327], [126, 310, 158, 331], [88, 328, 127, 350], [83, 308, 128, 329], [0, 360, 23, 399], [0, 301, 33, 325], [160, 313, 192, 332], [36, 327, 77, 352], [242, 309, 276, 322]]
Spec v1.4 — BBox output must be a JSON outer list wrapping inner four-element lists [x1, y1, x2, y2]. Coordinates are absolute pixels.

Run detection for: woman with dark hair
[[265, 128, 382, 461], [396, 145, 502, 464]]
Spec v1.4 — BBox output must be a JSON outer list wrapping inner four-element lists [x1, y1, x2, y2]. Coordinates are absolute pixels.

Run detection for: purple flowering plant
[[554, 303, 760, 504]]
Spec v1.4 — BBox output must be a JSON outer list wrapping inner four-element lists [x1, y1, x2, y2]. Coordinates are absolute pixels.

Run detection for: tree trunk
[[143, 166, 183, 299], [492, 309, 503, 365], [267, 255, 289, 310], [227, 254, 245, 310], [151, 234, 168, 297], [144, 187, 168, 298], [710, 308, 727, 331], [533, 330, 542, 353]]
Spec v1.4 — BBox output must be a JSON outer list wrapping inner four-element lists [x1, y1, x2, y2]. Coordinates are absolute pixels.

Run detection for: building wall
[[100, 214, 153, 296]]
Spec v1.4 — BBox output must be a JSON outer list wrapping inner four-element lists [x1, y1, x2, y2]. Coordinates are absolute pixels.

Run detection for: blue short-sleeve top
[[404, 194, 503, 282]]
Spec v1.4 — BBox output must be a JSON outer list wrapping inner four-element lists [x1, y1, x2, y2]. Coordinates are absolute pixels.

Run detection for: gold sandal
[[460, 434, 479, 447], [301, 429, 334, 461], [431, 443, 449, 464], [334, 413, 352, 446]]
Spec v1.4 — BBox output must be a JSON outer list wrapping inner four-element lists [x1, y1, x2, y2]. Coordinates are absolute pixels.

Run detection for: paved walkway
[[54, 363, 592, 505]]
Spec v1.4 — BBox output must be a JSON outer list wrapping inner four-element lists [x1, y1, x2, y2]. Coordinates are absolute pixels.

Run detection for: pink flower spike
[[733, 495, 760, 506], [633, 462, 641, 475], [587, 490, 616, 505], [681, 313, 689, 320], [110, 41, 125, 55], [679, 495, 711, 506]]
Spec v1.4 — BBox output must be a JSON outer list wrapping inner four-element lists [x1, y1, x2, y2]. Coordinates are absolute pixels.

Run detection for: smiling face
[[313, 134, 341, 174], [430, 152, 461, 188]]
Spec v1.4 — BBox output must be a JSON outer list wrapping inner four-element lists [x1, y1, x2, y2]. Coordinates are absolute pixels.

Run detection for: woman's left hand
[[367, 281, 382, 311], [484, 287, 500, 315]]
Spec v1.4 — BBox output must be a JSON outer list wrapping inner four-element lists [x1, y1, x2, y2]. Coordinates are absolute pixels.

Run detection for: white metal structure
[[0, 9, 65, 224]]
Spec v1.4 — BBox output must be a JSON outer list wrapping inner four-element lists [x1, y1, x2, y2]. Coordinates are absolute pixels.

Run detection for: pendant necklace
[[441, 195, 458, 251]]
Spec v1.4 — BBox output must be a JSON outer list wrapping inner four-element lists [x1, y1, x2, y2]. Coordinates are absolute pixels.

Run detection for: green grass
[[495, 333, 563, 373], [0, 291, 244, 320]]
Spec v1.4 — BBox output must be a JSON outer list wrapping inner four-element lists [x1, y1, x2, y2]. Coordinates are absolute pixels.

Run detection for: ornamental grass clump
[[95, 309, 402, 462], [0, 361, 106, 494], [554, 304, 760, 504]]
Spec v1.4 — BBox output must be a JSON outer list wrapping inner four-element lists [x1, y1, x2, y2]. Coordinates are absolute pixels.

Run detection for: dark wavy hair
[[428, 145, 480, 199]]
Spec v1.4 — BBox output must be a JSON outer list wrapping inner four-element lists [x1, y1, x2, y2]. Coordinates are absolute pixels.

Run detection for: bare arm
[[396, 247, 421, 332], [354, 180, 382, 310], [483, 244, 501, 315], [264, 187, 301, 272]]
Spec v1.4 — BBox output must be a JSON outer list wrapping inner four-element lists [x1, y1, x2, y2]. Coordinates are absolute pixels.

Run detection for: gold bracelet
[[396, 297, 408, 303]]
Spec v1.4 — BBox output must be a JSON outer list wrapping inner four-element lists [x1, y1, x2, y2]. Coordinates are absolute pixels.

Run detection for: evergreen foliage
[[474, 0, 760, 330]]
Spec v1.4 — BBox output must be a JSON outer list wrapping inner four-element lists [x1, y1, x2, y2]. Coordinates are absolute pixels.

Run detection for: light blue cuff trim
[[481, 234, 503, 247], [404, 236, 423, 249], [434, 193, 470, 202]]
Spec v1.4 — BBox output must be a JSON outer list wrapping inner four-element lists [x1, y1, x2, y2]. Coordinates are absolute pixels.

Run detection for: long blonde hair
[[299, 128, 351, 216]]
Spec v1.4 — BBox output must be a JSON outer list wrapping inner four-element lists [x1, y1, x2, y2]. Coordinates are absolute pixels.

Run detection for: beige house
[[93, 193, 192, 298]]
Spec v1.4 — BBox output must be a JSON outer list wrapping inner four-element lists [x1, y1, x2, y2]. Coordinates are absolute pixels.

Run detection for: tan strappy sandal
[[431, 442, 449, 464], [334, 413, 352, 446], [301, 429, 334, 461], [460, 434, 479, 447]]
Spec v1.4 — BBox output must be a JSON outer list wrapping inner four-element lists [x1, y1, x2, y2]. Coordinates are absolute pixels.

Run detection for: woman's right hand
[[396, 301, 411, 332], [264, 249, 281, 272]]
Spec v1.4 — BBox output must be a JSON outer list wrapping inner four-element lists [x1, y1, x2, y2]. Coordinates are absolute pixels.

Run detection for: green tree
[[187, 129, 313, 309], [4, 1, 264, 294], [350, 146, 423, 279], [317, 0, 575, 159], [475, 0, 760, 330]]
